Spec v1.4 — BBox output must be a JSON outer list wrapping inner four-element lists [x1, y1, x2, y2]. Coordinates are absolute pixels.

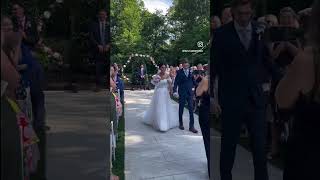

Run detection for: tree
[[111, 0, 210, 75], [111, 0, 144, 65], [166, 0, 210, 65]]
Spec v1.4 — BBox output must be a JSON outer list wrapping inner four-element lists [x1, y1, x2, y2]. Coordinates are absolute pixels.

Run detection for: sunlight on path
[[124, 90, 283, 180], [125, 90, 208, 180]]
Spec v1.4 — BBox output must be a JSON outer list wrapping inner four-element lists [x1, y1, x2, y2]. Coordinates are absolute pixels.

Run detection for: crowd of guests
[[1, 2, 47, 180], [109, 63, 125, 180], [211, 0, 319, 179], [133, 62, 208, 91]]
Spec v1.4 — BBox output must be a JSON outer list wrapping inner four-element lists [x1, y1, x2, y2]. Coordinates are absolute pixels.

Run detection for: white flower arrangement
[[151, 74, 161, 85], [41, 45, 64, 64], [43, 46, 52, 53]]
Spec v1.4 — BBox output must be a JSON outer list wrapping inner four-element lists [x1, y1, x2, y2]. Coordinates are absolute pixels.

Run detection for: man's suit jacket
[[212, 21, 280, 110], [12, 16, 39, 48], [89, 20, 110, 54], [173, 69, 195, 97], [115, 74, 124, 92]]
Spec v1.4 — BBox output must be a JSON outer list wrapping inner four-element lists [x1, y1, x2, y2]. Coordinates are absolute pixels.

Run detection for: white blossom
[[53, 52, 61, 59], [43, 46, 51, 53], [44, 11, 51, 19]]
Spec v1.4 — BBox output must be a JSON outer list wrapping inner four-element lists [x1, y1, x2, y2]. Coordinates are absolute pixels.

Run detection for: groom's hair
[[180, 58, 188, 64]]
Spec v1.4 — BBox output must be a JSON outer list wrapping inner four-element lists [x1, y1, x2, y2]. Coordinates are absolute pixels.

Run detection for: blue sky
[[142, 0, 173, 14]]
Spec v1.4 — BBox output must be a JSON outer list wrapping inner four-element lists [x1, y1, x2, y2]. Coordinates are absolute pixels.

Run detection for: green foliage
[[111, 0, 210, 76], [112, 111, 125, 180], [34, 51, 51, 70]]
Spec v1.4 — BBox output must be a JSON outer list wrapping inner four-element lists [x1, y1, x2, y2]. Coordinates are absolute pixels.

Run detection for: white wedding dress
[[143, 76, 179, 132]]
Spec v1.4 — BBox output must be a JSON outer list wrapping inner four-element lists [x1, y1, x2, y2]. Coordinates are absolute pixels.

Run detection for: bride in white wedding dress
[[143, 64, 179, 132]]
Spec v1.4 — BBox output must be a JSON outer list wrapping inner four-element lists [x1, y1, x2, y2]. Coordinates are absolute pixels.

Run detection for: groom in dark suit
[[212, 0, 280, 180], [173, 59, 198, 133]]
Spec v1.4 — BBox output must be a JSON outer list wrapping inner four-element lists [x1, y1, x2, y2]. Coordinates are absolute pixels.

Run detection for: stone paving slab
[[125, 90, 208, 180], [124, 90, 283, 180], [45, 91, 109, 180]]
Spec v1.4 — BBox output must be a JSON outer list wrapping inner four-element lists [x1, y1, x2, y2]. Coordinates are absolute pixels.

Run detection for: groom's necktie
[[100, 22, 105, 45], [239, 28, 251, 50], [184, 69, 188, 77]]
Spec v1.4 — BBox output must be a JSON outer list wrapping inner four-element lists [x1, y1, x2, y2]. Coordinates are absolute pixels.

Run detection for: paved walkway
[[125, 90, 283, 180], [45, 91, 109, 180]]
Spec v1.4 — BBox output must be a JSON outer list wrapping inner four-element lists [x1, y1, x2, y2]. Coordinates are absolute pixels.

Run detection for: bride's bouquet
[[151, 74, 161, 86]]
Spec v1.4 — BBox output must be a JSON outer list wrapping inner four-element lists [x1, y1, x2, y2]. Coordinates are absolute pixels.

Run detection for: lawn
[[112, 111, 125, 180]]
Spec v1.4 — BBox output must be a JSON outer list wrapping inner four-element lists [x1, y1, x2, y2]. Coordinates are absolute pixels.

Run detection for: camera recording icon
[[197, 41, 204, 48]]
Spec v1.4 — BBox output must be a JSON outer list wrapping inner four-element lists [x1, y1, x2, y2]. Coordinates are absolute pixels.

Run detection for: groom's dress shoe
[[189, 127, 198, 134], [179, 126, 185, 130]]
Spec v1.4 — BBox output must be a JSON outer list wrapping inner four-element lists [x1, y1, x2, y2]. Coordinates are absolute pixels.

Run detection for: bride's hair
[[158, 63, 166, 68]]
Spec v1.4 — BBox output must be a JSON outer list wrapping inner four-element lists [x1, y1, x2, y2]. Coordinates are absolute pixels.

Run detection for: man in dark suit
[[89, 9, 111, 92], [11, 2, 39, 48], [173, 59, 198, 133], [212, 0, 280, 180], [138, 64, 146, 90]]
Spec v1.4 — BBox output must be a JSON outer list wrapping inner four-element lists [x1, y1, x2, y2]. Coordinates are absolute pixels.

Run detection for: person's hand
[[19, 30, 27, 39], [213, 99, 222, 115], [98, 45, 104, 53], [104, 44, 111, 52], [173, 92, 179, 98], [169, 89, 173, 95]]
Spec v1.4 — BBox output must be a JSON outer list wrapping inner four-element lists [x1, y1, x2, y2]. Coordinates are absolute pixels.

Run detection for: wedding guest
[[138, 64, 146, 90], [210, 16, 222, 48], [11, 2, 39, 49], [113, 64, 124, 104], [1, 22, 24, 180], [211, 16, 221, 31], [2, 25, 22, 68], [268, 6, 300, 159], [166, 64, 170, 73], [265, 14, 278, 28], [260, 13, 279, 160], [169, 66, 176, 85], [298, 9, 312, 48], [221, 7, 233, 25], [196, 70, 210, 178], [116, 63, 123, 76], [110, 66, 117, 92], [276, 2, 320, 179], [197, 63, 204, 71], [1, 22, 20, 99], [212, 0, 278, 179], [10, 5, 48, 176], [89, 9, 110, 92]]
